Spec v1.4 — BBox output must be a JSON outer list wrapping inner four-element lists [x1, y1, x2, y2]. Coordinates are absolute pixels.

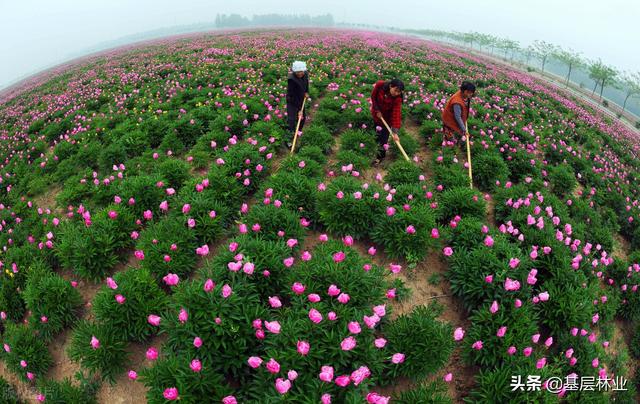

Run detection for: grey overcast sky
[[0, 0, 636, 89]]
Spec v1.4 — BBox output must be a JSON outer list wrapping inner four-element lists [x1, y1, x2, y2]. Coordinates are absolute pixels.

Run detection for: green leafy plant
[[384, 304, 454, 380], [92, 268, 169, 342], [23, 271, 83, 341], [67, 321, 128, 384], [1, 323, 52, 382]]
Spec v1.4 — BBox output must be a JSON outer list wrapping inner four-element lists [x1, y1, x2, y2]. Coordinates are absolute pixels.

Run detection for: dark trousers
[[287, 103, 306, 134], [375, 124, 390, 159]]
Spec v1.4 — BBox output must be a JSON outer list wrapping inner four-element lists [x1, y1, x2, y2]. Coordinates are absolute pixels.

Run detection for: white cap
[[292, 61, 307, 72]]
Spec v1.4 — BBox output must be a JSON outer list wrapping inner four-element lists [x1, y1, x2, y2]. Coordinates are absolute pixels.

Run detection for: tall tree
[[618, 72, 640, 114], [530, 40, 558, 72], [553, 48, 583, 86], [588, 59, 619, 100]]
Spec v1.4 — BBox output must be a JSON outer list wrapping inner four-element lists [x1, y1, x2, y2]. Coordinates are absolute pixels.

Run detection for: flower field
[[0, 29, 639, 403]]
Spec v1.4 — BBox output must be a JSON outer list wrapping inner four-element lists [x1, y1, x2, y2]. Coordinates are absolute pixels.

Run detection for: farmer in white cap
[[286, 61, 310, 143]]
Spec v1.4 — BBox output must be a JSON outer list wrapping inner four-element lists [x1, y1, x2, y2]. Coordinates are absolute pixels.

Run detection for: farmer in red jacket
[[441, 81, 476, 146], [370, 78, 404, 163]]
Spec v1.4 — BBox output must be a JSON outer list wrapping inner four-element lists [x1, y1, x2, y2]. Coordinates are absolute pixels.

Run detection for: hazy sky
[[0, 0, 637, 89]]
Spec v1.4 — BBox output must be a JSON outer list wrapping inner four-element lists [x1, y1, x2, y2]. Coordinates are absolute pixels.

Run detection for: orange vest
[[442, 90, 469, 132]]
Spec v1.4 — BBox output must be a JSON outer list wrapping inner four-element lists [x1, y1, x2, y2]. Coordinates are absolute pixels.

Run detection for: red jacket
[[370, 80, 403, 129]]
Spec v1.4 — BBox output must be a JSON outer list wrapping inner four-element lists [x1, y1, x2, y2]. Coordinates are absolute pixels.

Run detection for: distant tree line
[[214, 13, 334, 28], [396, 28, 640, 116]]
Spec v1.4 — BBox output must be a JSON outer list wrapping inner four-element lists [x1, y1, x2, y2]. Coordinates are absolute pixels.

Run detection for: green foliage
[[67, 321, 128, 384], [278, 155, 324, 178], [463, 301, 538, 368], [385, 160, 423, 186], [339, 129, 378, 159], [370, 203, 437, 262], [140, 355, 232, 404], [384, 304, 453, 380], [258, 172, 319, 222], [136, 216, 199, 282], [92, 268, 169, 342], [447, 239, 531, 311], [395, 380, 452, 404], [155, 158, 191, 189], [433, 162, 470, 190], [36, 376, 100, 404], [548, 164, 576, 198], [23, 271, 83, 341], [1, 323, 52, 382], [243, 204, 305, 243], [0, 275, 26, 323], [472, 152, 510, 191], [0, 376, 21, 404], [160, 278, 267, 380], [297, 125, 334, 154], [56, 204, 136, 281], [436, 187, 486, 223], [318, 177, 384, 238]]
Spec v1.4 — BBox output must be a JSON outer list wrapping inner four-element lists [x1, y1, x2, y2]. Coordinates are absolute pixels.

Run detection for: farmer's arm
[[453, 104, 466, 134], [371, 82, 382, 116], [391, 96, 402, 129]]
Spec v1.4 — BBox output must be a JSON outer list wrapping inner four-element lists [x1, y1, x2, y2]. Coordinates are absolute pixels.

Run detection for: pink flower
[[178, 308, 188, 323], [287, 370, 298, 381], [148, 315, 161, 327], [523, 347, 533, 357], [221, 284, 232, 298], [333, 251, 345, 263], [389, 263, 402, 273], [292, 282, 305, 295], [342, 235, 354, 246], [321, 393, 332, 404], [454, 327, 465, 341], [222, 396, 237, 404], [328, 284, 341, 296], [204, 279, 215, 292], [341, 336, 357, 351], [283, 257, 295, 267], [539, 291, 550, 301], [163, 273, 179, 286], [90, 335, 100, 349], [268, 296, 282, 308], [504, 278, 521, 291], [497, 326, 507, 338], [309, 309, 323, 324], [190, 359, 202, 372], [134, 250, 145, 260], [163, 387, 178, 400], [248, 356, 263, 368], [443, 247, 453, 257], [391, 353, 405, 364], [115, 294, 126, 304], [489, 300, 499, 314], [484, 236, 494, 247], [406, 225, 416, 234], [193, 337, 203, 348], [128, 370, 138, 380], [275, 378, 291, 394], [348, 321, 362, 334], [265, 321, 281, 334], [146, 347, 158, 361], [444, 373, 453, 382], [471, 341, 483, 350], [374, 337, 387, 348], [319, 365, 334, 382], [431, 228, 440, 238], [106, 277, 118, 290], [266, 358, 280, 374], [297, 340, 310, 355], [337, 293, 350, 304], [335, 375, 351, 387]]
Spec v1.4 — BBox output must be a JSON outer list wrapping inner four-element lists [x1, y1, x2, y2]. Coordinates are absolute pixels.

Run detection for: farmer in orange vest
[[370, 78, 404, 163], [441, 81, 476, 146]]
